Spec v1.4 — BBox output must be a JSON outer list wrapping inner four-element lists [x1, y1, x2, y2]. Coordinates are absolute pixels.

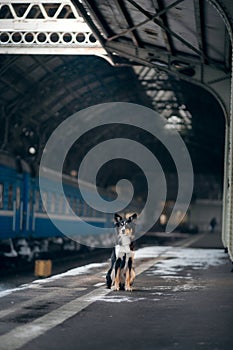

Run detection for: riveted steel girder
[[0, 0, 106, 55]]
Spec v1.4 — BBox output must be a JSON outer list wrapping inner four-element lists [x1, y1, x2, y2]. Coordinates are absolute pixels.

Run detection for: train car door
[[27, 180, 35, 234], [14, 183, 24, 234], [21, 173, 34, 236]]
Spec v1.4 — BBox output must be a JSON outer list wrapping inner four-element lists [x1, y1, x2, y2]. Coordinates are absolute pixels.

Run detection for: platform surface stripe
[[0, 257, 159, 350], [0, 287, 87, 319], [180, 233, 206, 247]]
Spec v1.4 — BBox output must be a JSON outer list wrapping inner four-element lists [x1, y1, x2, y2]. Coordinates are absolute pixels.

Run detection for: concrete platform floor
[[0, 232, 232, 350]]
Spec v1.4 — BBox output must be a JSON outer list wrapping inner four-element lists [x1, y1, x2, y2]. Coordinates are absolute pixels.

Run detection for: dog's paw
[[125, 286, 132, 292]]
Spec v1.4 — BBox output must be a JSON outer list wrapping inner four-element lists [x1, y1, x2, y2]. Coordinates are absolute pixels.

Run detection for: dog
[[106, 213, 137, 291]]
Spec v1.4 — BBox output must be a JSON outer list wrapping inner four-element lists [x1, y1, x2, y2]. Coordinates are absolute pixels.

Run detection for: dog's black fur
[[106, 249, 117, 289]]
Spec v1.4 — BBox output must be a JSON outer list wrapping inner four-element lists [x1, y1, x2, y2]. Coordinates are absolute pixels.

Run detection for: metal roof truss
[[0, 0, 105, 55]]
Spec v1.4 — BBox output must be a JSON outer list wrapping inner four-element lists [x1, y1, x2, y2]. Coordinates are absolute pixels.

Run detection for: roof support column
[[222, 112, 230, 250], [205, 0, 233, 261], [209, 73, 232, 256], [225, 46, 233, 260]]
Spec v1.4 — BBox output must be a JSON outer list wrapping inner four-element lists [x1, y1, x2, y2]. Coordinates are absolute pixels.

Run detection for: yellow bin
[[34, 259, 52, 277]]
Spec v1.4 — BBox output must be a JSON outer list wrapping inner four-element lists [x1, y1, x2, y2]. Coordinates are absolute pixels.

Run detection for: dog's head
[[114, 213, 137, 235]]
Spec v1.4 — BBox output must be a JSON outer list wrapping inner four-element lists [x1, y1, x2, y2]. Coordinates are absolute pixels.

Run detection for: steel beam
[[115, 0, 143, 47], [153, 0, 175, 55], [0, 0, 106, 55], [108, 0, 185, 41]]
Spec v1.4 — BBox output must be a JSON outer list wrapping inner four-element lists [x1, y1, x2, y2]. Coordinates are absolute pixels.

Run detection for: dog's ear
[[127, 213, 137, 223], [114, 213, 123, 223]]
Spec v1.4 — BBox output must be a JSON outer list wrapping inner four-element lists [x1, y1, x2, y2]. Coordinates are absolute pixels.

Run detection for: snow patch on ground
[[172, 283, 203, 292], [0, 285, 29, 298], [136, 246, 226, 277], [135, 246, 169, 259], [86, 295, 158, 303], [0, 246, 227, 298], [0, 262, 108, 298], [32, 262, 108, 285]]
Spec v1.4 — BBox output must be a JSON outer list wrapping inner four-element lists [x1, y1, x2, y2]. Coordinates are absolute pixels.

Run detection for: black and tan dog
[[106, 213, 137, 291]]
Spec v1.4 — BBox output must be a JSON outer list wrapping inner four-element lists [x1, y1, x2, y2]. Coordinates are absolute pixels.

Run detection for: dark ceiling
[[0, 54, 151, 158], [0, 54, 224, 178]]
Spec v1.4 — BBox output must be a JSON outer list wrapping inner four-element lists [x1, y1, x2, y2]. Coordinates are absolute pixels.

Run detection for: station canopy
[[0, 0, 231, 192]]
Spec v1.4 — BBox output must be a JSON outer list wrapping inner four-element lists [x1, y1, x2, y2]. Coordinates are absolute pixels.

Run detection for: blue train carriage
[[0, 151, 32, 258], [35, 167, 112, 249], [0, 151, 139, 260]]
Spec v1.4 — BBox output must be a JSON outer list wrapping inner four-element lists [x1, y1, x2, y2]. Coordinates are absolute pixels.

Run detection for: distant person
[[209, 217, 217, 233]]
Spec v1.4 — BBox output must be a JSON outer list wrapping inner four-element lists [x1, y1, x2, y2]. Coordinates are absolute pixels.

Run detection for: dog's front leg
[[114, 268, 120, 291], [126, 258, 135, 291], [129, 269, 135, 287], [114, 258, 121, 291], [125, 269, 132, 291]]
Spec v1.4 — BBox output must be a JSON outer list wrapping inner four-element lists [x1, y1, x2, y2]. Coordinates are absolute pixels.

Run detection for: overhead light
[[70, 170, 78, 177], [150, 59, 168, 68], [28, 146, 36, 155], [179, 67, 195, 76], [171, 60, 195, 77], [179, 104, 186, 109], [168, 115, 182, 124], [172, 60, 189, 69]]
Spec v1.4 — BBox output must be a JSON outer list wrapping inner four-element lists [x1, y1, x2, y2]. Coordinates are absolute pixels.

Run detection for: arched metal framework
[[208, 0, 233, 261], [73, 0, 233, 260], [0, 0, 232, 259], [0, 0, 105, 55]]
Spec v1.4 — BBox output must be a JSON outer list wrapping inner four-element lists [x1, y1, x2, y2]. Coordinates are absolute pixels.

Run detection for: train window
[[65, 197, 70, 214], [0, 183, 3, 209], [16, 187, 20, 209], [87, 205, 91, 217], [8, 185, 13, 210], [77, 199, 82, 215], [42, 192, 47, 212], [68, 197, 72, 213], [35, 191, 40, 212], [29, 189, 33, 211], [79, 198, 84, 216], [83, 202, 87, 216], [58, 195, 63, 214], [71, 197, 77, 213], [50, 193, 56, 213]]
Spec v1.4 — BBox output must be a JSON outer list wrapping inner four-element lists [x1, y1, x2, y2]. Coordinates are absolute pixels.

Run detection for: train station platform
[[0, 232, 232, 350]]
